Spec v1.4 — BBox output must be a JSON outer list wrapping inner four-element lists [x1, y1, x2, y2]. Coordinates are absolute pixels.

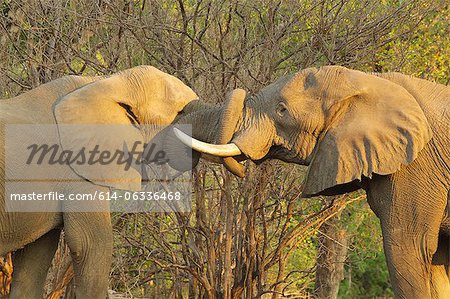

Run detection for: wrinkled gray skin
[[194, 66, 450, 298], [0, 66, 220, 298]]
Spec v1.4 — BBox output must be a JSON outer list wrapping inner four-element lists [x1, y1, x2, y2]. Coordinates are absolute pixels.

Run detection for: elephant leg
[[430, 263, 450, 299], [381, 230, 435, 298], [367, 175, 449, 298], [382, 230, 450, 299], [431, 232, 450, 295], [9, 229, 61, 299], [63, 211, 112, 299]]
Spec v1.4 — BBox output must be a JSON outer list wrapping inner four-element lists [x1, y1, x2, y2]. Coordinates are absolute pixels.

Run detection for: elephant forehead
[[126, 66, 198, 105], [149, 79, 198, 124], [279, 72, 321, 100], [162, 76, 198, 107], [279, 82, 322, 112], [125, 66, 199, 124]]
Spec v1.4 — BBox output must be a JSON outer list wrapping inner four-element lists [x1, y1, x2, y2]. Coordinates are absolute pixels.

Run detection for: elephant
[[0, 65, 224, 298], [176, 66, 450, 298]]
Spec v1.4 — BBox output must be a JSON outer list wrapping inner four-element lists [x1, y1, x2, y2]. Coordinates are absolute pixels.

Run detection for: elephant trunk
[[216, 89, 247, 177], [162, 100, 224, 171], [162, 95, 247, 176], [177, 100, 222, 143]]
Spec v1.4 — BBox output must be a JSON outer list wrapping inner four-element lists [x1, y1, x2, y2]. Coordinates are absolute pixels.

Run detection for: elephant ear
[[54, 75, 144, 191], [54, 66, 198, 191], [303, 69, 432, 197]]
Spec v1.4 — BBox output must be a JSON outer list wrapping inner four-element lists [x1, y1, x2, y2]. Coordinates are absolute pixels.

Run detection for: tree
[[0, 0, 446, 297]]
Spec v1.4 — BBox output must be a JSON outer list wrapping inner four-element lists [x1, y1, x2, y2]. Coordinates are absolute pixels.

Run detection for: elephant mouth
[[253, 145, 304, 165]]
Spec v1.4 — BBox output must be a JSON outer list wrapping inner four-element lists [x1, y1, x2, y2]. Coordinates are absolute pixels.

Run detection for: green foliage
[[338, 200, 394, 298], [339, 252, 393, 298], [376, 1, 449, 83]]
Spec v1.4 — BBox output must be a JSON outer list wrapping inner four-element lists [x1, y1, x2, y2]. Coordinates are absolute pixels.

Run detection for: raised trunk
[[162, 100, 225, 171], [175, 100, 223, 144], [216, 90, 247, 177], [164, 97, 248, 175]]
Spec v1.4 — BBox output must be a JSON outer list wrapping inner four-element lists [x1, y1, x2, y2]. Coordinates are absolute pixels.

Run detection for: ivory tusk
[[173, 127, 242, 157]]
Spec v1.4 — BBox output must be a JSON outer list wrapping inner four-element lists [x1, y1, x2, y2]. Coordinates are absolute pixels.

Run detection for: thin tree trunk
[[223, 173, 233, 299], [314, 212, 348, 299]]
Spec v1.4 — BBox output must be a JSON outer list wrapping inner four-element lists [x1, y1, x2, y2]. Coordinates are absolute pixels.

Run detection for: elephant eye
[[276, 102, 288, 117]]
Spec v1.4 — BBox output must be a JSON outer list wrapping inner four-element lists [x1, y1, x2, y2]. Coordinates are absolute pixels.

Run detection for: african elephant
[[176, 66, 450, 298], [0, 65, 221, 298]]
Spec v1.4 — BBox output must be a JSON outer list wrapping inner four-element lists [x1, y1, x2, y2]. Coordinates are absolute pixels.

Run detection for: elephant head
[[54, 65, 201, 191], [177, 66, 432, 196]]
